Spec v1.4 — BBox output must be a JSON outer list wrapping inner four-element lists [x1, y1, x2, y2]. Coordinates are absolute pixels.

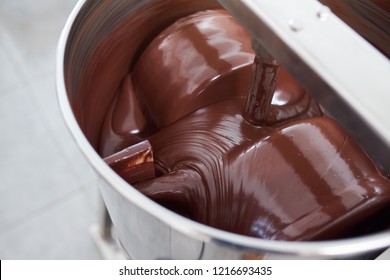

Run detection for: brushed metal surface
[[57, 0, 390, 259]]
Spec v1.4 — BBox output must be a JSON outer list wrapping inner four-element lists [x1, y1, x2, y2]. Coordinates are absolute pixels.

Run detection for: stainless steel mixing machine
[[57, 0, 390, 259]]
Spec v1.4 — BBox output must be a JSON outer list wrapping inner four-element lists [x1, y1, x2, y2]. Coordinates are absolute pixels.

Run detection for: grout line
[[0, 185, 88, 237], [0, 30, 28, 95], [1, 16, 98, 192], [22, 71, 98, 191], [0, 26, 31, 87]]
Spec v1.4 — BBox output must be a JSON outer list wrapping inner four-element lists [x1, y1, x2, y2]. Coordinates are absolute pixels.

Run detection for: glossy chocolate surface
[[66, 0, 223, 150], [135, 101, 390, 240], [132, 9, 254, 128], [101, 10, 322, 156], [93, 8, 390, 240]]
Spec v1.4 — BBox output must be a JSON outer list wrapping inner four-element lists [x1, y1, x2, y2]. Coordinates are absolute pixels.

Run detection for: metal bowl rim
[[56, 0, 390, 258]]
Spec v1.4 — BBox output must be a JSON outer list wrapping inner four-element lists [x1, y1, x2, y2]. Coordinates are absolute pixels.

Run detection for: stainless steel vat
[[57, 0, 390, 259]]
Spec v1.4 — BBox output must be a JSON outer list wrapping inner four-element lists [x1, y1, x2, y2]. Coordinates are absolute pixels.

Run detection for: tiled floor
[[0, 0, 102, 259]]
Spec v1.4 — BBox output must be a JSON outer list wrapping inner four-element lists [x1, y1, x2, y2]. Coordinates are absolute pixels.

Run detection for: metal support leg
[[90, 194, 127, 259]]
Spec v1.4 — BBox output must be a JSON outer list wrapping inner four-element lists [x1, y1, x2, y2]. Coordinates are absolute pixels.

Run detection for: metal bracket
[[218, 0, 390, 171]]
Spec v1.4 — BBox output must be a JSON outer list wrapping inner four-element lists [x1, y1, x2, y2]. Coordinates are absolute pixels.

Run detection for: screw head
[[288, 19, 304, 32], [317, 6, 331, 21]]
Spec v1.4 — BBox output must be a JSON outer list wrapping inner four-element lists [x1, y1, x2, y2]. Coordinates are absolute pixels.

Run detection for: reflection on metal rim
[[56, 0, 390, 259]]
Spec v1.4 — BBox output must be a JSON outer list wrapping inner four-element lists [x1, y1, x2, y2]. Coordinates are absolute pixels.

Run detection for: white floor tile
[[28, 74, 99, 186], [0, 186, 102, 259], [0, 85, 82, 231], [0, 27, 25, 94], [0, 0, 79, 78], [0, 0, 114, 259]]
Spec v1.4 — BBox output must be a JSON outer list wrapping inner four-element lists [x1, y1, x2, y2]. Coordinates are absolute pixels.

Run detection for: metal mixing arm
[[218, 0, 390, 172]]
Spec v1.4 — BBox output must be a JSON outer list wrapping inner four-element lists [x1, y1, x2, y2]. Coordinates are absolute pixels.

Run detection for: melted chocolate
[[135, 100, 390, 240], [89, 8, 390, 241], [101, 10, 322, 156], [67, 0, 223, 150], [132, 10, 255, 128]]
